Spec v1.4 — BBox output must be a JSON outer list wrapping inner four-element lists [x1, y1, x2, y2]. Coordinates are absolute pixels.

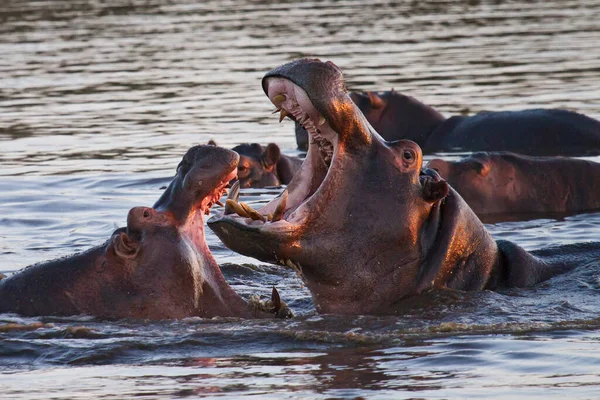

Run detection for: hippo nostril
[[143, 210, 150, 218]]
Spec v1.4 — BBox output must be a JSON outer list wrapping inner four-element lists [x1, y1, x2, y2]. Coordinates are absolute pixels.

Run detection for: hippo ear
[[470, 159, 491, 177], [367, 92, 386, 109], [261, 143, 281, 168], [113, 232, 140, 260], [207, 139, 217, 146], [423, 179, 450, 203]]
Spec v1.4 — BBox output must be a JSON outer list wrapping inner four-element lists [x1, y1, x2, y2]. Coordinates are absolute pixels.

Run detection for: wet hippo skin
[[209, 58, 600, 315], [232, 143, 303, 188], [427, 152, 600, 219], [295, 90, 600, 156], [0, 145, 289, 320]]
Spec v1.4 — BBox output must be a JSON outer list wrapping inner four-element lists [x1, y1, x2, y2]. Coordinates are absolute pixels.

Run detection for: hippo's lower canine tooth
[[271, 189, 288, 222], [227, 181, 240, 202], [225, 199, 249, 217], [240, 202, 266, 222]]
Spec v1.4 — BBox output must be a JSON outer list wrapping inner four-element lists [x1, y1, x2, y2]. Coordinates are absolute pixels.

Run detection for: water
[[2, 0, 600, 398]]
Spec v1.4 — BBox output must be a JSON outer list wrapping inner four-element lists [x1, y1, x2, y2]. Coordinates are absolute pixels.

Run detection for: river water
[[1, 0, 600, 398]]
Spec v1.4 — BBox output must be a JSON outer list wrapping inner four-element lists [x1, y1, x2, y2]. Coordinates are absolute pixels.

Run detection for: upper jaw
[[208, 77, 342, 232]]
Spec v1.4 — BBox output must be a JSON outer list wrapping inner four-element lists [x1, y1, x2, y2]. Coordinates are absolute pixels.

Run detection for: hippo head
[[209, 59, 465, 314], [154, 145, 238, 223], [427, 154, 493, 210], [87, 145, 242, 319], [349, 90, 446, 145], [427, 153, 519, 216], [232, 143, 283, 188]]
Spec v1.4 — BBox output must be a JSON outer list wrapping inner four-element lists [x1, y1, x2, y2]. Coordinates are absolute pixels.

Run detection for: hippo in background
[[0, 145, 291, 320], [209, 58, 600, 315], [233, 143, 303, 188], [209, 140, 303, 188], [294, 89, 600, 156], [427, 152, 600, 220]]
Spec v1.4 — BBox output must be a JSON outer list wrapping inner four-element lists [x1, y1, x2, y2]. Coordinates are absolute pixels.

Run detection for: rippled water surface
[[2, 0, 600, 398]]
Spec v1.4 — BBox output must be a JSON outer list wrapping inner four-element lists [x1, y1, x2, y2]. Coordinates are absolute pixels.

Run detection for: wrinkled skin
[[295, 91, 600, 156], [428, 152, 600, 219], [209, 58, 600, 315], [232, 143, 303, 188], [0, 145, 289, 320]]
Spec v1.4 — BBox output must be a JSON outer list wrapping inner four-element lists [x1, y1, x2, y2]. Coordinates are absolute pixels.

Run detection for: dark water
[[2, 0, 600, 398]]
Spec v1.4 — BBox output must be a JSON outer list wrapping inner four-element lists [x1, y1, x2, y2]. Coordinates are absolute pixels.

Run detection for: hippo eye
[[402, 149, 415, 162]]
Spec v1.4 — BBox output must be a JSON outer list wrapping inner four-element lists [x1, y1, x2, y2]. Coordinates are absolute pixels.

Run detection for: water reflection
[[2, 0, 600, 398]]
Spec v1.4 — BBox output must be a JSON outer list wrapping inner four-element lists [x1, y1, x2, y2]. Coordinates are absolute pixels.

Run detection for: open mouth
[[201, 168, 238, 215], [218, 77, 339, 228]]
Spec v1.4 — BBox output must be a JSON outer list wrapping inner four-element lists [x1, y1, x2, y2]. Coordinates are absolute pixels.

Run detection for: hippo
[[0, 145, 290, 320], [209, 58, 600, 315], [427, 152, 600, 219], [294, 90, 600, 156], [232, 143, 303, 188]]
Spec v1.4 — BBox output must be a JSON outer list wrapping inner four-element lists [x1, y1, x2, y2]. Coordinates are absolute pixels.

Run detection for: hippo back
[[425, 109, 600, 156]]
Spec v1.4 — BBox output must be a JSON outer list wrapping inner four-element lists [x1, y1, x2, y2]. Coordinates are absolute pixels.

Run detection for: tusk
[[270, 189, 288, 222], [240, 202, 266, 222], [225, 199, 248, 217]]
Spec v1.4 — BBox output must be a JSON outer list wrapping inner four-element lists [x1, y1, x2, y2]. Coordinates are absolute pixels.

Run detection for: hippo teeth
[[279, 109, 289, 123], [224, 181, 241, 215], [270, 189, 288, 222]]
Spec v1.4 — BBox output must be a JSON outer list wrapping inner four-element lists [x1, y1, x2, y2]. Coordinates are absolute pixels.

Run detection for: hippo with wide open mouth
[[209, 58, 600, 315], [0, 145, 290, 320]]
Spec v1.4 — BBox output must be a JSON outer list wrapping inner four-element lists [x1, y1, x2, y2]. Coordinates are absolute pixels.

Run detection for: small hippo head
[[154, 145, 239, 224], [232, 143, 283, 188], [349, 90, 446, 144], [427, 153, 518, 215]]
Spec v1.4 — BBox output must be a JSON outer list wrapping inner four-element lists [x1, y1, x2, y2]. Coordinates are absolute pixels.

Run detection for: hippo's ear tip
[[271, 287, 294, 319], [271, 286, 281, 306], [262, 143, 281, 167], [423, 179, 450, 203]]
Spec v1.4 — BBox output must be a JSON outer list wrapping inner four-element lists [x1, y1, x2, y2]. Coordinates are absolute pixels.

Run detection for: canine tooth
[[271, 189, 288, 222], [319, 115, 326, 126], [227, 181, 240, 202], [273, 94, 286, 103], [225, 199, 249, 217], [285, 259, 302, 273], [240, 202, 266, 222], [279, 109, 289, 123], [272, 108, 281, 114]]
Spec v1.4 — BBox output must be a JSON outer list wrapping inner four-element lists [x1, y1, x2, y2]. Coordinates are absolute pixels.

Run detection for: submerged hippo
[[209, 58, 600, 315], [0, 145, 289, 320], [232, 143, 302, 188], [295, 90, 600, 156], [427, 153, 600, 219]]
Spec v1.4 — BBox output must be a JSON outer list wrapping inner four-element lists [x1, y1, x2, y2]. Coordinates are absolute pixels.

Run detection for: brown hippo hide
[[427, 152, 600, 219], [0, 145, 289, 319], [209, 58, 600, 315], [295, 90, 600, 156], [232, 143, 303, 188]]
